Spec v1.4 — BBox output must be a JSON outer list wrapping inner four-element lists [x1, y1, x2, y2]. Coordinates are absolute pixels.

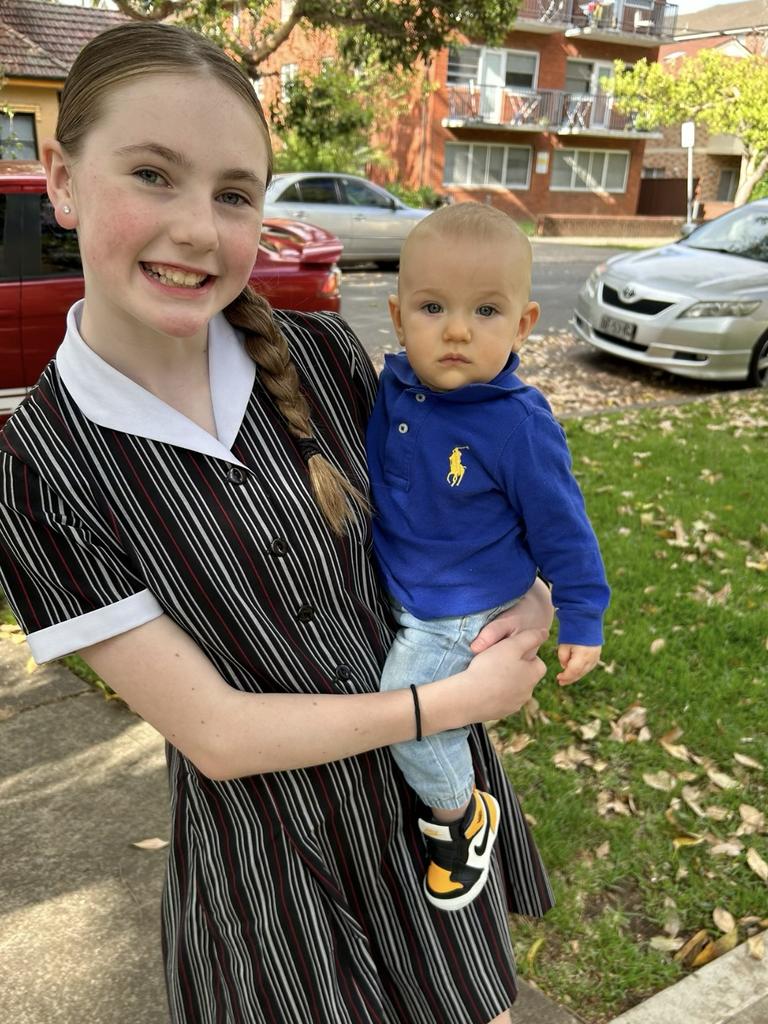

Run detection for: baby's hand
[[556, 644, 601, 686]]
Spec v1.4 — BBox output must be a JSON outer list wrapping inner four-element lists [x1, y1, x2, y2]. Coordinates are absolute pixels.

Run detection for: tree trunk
[[735, 150, 768, 206]]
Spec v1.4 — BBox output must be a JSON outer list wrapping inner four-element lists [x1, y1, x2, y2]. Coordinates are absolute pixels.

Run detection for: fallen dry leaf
[[661, 740, 691, 762], [691, 928, 738, 967], [673, 833, 705, 849], [739, 805, 766, 833], [707, 769, 739, 790], [674, 929, 710, 965], [643, 771, 676, 792], [579, 719, 601, 741], [704, 805, 731, 822], [681, 786, 707, 817], [747, 847, 768, 882], [650, 935, 685, 952], [709, 840, 744, 857], [713, 908, 736, 933], [734, 753, 764, 771], [650, 638, 666, 655], [595, 841, 611, 859], [131, 837, 169, 851], [747, 933, 765, 960]]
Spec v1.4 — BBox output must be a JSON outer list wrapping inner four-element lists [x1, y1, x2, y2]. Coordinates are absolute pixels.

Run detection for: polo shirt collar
[[55, 301, 255, 465]]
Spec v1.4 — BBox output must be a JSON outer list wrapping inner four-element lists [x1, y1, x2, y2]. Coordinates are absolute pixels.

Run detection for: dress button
[[226, 466, 245, 485], [296, 604, 316, 623], [398, 423, 409, 434], [415, 393, 426, 402], [269, 538, 289, 557], [334, 664, 352, 682]]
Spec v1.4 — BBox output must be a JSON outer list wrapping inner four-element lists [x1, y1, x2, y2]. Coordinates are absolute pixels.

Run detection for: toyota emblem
[[621, 285, 637, 301]]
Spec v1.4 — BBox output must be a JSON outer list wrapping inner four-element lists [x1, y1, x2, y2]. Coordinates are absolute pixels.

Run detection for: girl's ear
[[41, 139, 77, 229]]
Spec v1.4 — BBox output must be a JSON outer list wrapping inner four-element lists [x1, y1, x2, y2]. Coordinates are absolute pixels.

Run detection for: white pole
[[687, 143, 694, 223]]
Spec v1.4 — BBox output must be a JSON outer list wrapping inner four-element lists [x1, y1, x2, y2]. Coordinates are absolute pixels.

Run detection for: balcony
[[443, 85, 660, 138], [515, 0, 678, 43]]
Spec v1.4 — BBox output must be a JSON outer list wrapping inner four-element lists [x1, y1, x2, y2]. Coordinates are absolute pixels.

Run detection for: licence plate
[[600, 314, 636, 341]]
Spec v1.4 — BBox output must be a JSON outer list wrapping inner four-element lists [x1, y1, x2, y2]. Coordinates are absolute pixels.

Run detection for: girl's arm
[[81, 614, 547, 781]]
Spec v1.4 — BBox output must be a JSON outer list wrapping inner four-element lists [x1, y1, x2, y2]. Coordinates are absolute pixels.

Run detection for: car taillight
[[319, 266, 341, 298]]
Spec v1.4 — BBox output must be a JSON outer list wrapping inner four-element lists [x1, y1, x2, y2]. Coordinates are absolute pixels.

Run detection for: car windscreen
[[681, 206, 768, 263]]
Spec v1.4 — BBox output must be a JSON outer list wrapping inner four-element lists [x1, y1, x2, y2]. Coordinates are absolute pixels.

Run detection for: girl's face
[[45, 72, 269, 350]]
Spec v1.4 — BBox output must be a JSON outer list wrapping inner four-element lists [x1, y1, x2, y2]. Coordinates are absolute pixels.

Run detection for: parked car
[[571, 200, 768, 387], [0, 163, 342, 420], [263, 172, 432, 267]]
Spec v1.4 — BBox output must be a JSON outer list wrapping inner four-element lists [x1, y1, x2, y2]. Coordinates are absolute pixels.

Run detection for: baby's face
[[389, 230, 539, 392]]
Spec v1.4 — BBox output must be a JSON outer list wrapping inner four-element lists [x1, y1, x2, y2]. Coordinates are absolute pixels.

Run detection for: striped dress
[[0, 304, 554, 1024]]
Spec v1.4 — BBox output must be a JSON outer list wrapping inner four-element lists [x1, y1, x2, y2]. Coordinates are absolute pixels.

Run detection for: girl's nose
[[168, 193, 219, 252]]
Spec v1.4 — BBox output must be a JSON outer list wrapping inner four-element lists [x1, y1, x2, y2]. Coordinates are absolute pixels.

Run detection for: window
[[716, 168, 738, 203], [447, 46, 480, 86], [276, 181, 302, 201], [297, 178, 339, 204], [444, 143, 532, 189], [642, 166, 667, 179], [551, 149, 629, 192], [38, 195, 82, 277], [565, 60, 593, 95], [342, 180, 393, 208], [0, 112, 37, 160], [280, 63, 297, 101], [505, 52, 537, 90]]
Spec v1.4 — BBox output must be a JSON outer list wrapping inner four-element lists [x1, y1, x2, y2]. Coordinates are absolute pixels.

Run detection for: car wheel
[[747, 333, 768, 388]]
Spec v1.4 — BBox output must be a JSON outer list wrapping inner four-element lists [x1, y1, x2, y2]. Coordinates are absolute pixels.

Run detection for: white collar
[[55, 301, 255, 466]]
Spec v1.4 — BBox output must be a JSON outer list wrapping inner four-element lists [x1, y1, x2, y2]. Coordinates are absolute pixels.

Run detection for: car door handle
[[353, 214, 366, 221], [287, 209, 306, 218]]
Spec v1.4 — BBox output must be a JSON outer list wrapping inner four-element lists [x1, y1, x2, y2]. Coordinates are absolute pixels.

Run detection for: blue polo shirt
[[366, 351, 610, 646]]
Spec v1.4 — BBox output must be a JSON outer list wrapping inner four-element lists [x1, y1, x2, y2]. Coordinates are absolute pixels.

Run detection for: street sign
[[681, 121, 695, 148]]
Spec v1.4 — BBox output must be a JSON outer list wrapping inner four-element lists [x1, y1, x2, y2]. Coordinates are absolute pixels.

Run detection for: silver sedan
[[263, 172, 432, 267], [571, 201, 768, 387]]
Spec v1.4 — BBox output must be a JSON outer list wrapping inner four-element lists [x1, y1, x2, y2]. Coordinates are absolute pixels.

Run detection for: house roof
[[676, 0, 768, 35], [0, 0, 128, 80]]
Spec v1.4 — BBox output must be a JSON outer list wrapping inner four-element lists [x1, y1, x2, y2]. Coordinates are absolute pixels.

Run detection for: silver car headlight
[[584, 263, 606, 299], [678, 300, 761, 319]]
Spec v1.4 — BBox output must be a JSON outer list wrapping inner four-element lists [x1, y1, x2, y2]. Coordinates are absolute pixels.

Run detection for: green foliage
[[384, 182, 444, 209], [750, 174, 768, 202], [112, 0, 522, 74], [609, 52, 768, 205]]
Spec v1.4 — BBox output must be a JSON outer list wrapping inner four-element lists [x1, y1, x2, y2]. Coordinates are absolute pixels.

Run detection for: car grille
[[602, 284, 673, 316]]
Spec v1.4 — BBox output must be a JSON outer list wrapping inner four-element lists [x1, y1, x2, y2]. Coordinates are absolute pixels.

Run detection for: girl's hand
[[470, 577, 554, 654], [556, 643, 601, 686], [463, 628, 548, 721]]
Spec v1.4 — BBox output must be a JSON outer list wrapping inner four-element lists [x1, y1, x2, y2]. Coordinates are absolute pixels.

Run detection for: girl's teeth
[[144, 264, 207, 288]]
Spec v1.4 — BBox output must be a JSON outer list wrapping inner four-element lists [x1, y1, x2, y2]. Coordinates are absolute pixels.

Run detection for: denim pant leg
[[380, 599, 519, 811]]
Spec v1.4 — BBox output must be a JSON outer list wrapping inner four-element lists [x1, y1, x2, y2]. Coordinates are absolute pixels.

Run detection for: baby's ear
[[388, 294, 405, 347], [513, 300, 540, 351]]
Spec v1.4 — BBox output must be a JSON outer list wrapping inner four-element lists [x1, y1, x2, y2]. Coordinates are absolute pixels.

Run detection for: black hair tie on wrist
[[410, 684, 422, 742], [297, 436, 321, 462]]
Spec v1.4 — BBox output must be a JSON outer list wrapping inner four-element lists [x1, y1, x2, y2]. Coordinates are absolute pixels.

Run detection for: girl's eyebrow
[[114, 141, 265, 189]]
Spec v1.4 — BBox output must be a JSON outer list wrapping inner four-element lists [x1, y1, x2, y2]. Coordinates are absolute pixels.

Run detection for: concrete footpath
[[1, 639, 764, 1024]]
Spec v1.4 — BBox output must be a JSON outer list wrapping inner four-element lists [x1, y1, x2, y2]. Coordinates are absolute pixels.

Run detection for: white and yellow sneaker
[[417, 789, 500, 912]]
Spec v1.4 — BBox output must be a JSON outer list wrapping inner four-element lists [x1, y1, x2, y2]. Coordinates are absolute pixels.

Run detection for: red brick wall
[[643, 122, 741, 212]]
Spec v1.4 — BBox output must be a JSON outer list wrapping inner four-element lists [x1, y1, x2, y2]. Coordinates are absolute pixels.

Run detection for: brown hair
[[57, 22, 367, 535]]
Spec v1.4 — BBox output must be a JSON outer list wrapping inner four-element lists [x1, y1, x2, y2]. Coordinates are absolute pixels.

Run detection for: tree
[[609, 50, 768, 206], [270, 62, 395, 174], [111, 0, 520, 77]]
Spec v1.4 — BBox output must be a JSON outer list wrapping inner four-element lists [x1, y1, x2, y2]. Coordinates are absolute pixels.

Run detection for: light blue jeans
[[381, 597, 520, 810]]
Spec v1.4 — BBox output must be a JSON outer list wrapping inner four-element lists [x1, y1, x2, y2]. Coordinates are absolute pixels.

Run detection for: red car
[[0, 163, 342, 420]]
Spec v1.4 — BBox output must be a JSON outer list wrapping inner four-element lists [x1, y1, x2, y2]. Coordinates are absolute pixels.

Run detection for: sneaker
[[417, 789, 500, 911]]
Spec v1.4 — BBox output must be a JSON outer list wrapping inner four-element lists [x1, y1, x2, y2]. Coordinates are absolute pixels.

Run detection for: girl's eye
[[477, 305, 497, 317], [218, 191, 250, 207], [134, 168, 167, 187], [422, 302, 442, 315]]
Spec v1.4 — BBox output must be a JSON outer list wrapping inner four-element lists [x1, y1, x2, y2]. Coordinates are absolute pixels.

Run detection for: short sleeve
[[0, 453, 163, 663]]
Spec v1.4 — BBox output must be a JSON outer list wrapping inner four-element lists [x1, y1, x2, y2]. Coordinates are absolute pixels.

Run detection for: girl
[[0, 23, 554, 1024]]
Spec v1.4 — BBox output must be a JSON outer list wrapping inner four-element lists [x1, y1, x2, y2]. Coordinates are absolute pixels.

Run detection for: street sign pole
[[681, 121, 695, 224]]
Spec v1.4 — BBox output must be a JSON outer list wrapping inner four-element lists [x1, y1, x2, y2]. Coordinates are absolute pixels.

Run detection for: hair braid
[[224, 287, 369, 535]]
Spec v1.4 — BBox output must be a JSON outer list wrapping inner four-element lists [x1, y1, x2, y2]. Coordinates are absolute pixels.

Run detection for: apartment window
[[444, 143, 532, 189], [551, 148, 629, 192], [642, 166, 667, 178], [717, 168, 738, 202], [505, 52, 537, 90], [0, 112, 37, 160], [447, 46, 480, 85], [280, 63, 297, 101], [565, 60, 593, 95]]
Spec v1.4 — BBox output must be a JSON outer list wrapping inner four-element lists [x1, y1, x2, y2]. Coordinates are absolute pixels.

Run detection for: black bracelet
[[409, 684, 422, 742]]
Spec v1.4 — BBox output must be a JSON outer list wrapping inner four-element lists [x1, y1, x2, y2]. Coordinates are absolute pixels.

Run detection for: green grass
[[501, 391, 768, 1022]]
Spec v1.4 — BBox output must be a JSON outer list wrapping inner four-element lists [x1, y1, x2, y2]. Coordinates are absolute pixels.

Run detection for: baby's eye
[[218, 191, 250, 207], [477, 305, 498, 317], [421, 302, 443, 315], [134, 168, 167, 187]]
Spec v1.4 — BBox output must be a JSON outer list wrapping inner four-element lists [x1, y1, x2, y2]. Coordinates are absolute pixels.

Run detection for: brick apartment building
[[641, 0, 768, 220], [260, 0, 679, 223]]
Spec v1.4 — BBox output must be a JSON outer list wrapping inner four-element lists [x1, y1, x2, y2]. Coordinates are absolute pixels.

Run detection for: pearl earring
[[62, 205, 71, 215]]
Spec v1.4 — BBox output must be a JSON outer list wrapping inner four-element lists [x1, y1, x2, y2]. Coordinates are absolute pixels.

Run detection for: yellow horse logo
[[447, 446, 469, 487]]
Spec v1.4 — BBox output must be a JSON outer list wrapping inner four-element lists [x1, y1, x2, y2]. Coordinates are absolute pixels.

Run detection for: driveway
[[340, 242, 730, 418]]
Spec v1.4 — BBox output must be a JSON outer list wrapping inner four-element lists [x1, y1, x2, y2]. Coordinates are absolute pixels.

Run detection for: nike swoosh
[[472, 797, 491, 857]]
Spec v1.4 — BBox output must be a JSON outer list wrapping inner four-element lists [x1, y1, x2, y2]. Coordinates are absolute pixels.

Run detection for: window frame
[[0, 111, 38, 161], [446, 45, 539, 93], [549, 147, 630, 194], [443, 142, 533, 191]]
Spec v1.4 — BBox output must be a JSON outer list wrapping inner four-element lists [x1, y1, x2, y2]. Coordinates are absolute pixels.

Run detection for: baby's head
[[389, 203, 539, 392]]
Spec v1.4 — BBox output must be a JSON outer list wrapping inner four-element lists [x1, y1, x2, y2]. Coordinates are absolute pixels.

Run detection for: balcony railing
[[516, 0, 678, 39], [444, 85, 654, 135]]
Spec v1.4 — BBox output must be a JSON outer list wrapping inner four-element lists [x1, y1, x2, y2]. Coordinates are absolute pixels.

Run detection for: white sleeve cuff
[[27, 590, 165, 664]]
